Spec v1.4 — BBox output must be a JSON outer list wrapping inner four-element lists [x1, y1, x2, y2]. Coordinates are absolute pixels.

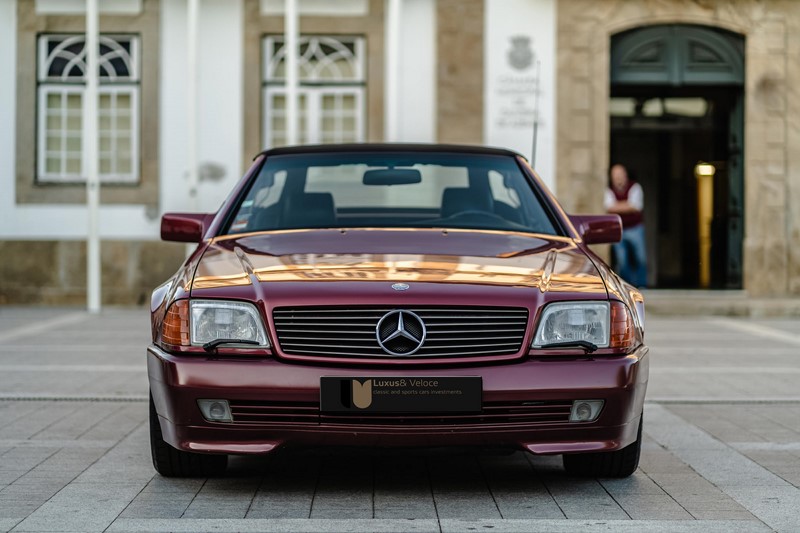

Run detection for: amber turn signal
[[162, 300, 190, 346], [609, 301, 636, 349]]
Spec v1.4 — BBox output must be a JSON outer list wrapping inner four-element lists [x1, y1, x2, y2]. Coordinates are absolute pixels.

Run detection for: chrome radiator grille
[[272, 306, 529, 358]]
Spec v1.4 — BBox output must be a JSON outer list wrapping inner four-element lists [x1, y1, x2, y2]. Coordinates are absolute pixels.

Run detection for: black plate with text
[[320, 376, 482, 413]]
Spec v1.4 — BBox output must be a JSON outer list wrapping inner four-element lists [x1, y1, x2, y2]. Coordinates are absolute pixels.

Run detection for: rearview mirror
[[161, 212, 214, 243], [363, 168, 422, 186], [569, 214, 622, 245]]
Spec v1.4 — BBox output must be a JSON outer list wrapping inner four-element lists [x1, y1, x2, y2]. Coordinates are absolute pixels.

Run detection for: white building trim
[[260, 0, 367, 16], [35, 0, 142, 15], [384, 0, 400, 141], [398, 0, 436, 142]]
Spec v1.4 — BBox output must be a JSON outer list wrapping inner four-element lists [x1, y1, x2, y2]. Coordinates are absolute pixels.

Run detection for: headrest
[[282, 192, 336, 228], [441, 187, 494, 218]]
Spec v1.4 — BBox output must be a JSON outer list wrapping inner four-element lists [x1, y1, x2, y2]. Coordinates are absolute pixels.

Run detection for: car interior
[[229, 156, 559, 235]]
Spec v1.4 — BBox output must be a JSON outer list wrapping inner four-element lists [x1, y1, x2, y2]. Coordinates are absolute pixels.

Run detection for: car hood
[[191, 229, 607, 296]]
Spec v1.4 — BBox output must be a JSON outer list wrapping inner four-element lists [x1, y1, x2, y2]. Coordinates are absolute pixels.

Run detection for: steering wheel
[[446, 210, 509, 222]]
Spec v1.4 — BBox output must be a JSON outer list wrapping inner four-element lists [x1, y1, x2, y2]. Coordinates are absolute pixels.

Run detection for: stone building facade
[[0, 0, 798, 304], [556, 0, 800, 295]]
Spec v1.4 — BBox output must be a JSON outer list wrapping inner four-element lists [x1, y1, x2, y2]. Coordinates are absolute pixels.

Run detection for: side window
[[37, 34, 140, 183], [262, 36, 366, 148]]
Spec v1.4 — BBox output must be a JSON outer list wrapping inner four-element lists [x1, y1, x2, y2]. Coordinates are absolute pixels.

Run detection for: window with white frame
[[263, 35, 365, 148], [37, 34, 140, 183]]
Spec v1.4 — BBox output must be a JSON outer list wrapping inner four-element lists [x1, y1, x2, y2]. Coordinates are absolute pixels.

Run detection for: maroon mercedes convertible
[[148, 144, 648, 478]]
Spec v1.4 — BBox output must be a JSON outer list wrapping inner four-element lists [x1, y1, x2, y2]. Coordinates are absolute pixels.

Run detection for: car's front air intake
[[272, 306, 529, 358], [227, 399, 572, 426]]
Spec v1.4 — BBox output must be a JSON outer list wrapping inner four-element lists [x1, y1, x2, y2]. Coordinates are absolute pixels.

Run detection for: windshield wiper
[[202, 339, 261, 352], [537, 340, 598, 353]]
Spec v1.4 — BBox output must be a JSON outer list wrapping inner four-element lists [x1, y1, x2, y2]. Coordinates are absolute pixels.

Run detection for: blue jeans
[[612, 224, 647, 287]]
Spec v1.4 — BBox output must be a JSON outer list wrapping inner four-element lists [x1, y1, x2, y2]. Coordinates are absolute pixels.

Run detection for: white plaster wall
[[484, 0, 556, 192], [196, 0, 244, 213], [398, 0, 436, 142], [160, 0, 244, 215], [159, 0, 189, 215]]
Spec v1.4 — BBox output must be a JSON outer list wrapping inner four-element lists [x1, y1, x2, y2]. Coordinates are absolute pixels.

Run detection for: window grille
[[263, 36, 365, 148], [37, 34, 140, 183]]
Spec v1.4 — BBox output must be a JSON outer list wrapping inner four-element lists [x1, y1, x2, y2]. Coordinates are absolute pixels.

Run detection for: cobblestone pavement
[[0, 307, 799, 532]]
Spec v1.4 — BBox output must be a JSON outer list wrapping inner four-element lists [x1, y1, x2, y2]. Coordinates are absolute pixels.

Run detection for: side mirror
[[161, 213, 214, 243], [569, 214, 622, 245]]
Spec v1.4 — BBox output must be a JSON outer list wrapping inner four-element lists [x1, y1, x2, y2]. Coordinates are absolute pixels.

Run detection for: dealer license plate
[[320, 376, 481, 413]]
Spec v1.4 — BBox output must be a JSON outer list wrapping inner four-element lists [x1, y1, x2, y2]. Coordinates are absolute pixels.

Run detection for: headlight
[[190, 300, 269, 347], [532, 301, 609, 348]]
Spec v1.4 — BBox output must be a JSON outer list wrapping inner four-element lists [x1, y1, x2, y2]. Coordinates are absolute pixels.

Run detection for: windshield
[[224, 152, 559, 235]]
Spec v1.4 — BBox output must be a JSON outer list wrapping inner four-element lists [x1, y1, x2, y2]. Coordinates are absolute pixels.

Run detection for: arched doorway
[[609, 25, 744, 289]]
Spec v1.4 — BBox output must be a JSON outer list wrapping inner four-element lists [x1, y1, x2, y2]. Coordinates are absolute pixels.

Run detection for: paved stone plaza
[[0, 307, 799, 532]]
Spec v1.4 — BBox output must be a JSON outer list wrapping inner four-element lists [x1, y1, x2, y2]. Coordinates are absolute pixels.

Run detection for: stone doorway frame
[[609, 24, 745, 290]]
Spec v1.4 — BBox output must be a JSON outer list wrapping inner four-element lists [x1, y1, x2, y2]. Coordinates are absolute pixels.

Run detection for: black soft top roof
[[257, 143, 524, 160]]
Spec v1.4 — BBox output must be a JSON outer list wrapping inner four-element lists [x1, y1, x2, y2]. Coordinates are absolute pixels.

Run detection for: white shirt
[[604, 182, 643, 211]]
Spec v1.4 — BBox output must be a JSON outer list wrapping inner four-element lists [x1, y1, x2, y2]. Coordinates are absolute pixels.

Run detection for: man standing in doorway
[[605, 163, 647, 288]]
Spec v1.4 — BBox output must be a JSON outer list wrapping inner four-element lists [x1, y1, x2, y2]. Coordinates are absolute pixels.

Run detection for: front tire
[[149, 395, 227, 477], [563, 415, 642, 478]]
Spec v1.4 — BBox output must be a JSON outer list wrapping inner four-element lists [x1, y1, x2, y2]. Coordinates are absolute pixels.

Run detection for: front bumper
[[148, 345, 649, 455]]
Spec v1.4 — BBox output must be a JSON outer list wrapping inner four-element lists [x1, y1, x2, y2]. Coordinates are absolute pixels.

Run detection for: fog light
[[197, 399, 233, 422], [569, 400, 604, 422]]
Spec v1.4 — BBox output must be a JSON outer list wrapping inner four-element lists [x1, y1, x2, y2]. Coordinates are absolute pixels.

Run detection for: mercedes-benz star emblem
[[376, 310, 426, 356], [391, 283, 410, 291]]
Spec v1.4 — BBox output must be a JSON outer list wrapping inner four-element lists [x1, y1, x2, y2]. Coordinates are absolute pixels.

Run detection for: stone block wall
[[0, 241, 186, 306], [436, 0, 484, 144]]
